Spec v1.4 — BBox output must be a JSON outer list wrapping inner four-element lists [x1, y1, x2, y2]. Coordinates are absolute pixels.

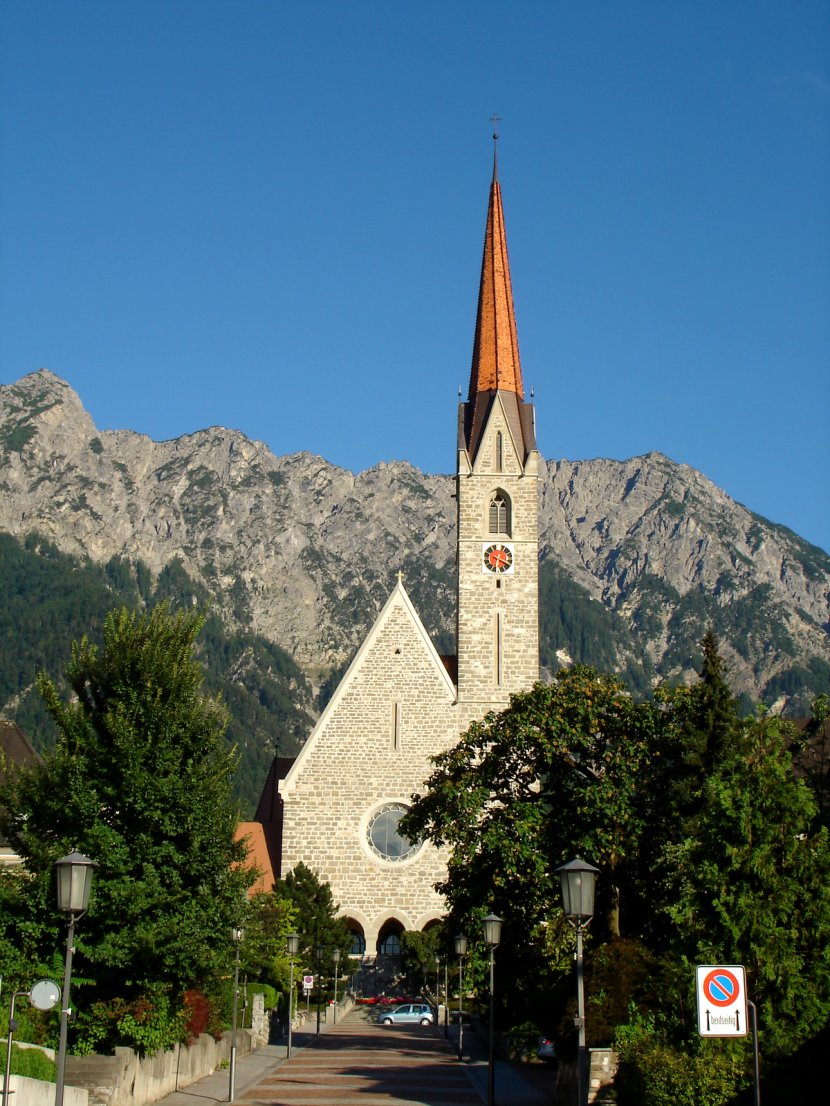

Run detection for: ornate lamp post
[[314, 945, 324, 1036], [332, 948, 341, 1025], [229, 925, 245, 1101], [482, 914, 503, 1106], [434, 955, 441, 1021], [556, 857, 599, 1106], [454, 934, 467, 1061], [286, 934, 300, 1058], [54, 851, 95, 1106]]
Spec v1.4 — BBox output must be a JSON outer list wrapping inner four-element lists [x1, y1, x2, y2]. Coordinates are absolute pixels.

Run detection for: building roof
[[0, 720, 42, 851], [236, 821, 276, 895], [0, 720, 41, 783], [467, 152, 524, 401], [462, 151, 535, 462]]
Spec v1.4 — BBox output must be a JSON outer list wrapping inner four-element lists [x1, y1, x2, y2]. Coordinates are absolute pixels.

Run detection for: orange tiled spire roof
[[467, 146, 524, 402]]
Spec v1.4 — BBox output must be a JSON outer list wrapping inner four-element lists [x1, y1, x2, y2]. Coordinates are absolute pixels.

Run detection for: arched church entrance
[[377, 917, 404, 957], [344, 919, 366, 956]]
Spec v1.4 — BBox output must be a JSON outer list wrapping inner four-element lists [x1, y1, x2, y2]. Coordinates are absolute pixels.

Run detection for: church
[[251, 151, 541, 958]]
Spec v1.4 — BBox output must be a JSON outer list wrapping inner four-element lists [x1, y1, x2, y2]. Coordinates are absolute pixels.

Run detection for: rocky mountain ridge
[[2, 369, 828, 710]]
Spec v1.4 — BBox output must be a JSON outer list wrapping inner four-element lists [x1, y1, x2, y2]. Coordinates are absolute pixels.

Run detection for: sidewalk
[[154, 1009, 553, 1106]]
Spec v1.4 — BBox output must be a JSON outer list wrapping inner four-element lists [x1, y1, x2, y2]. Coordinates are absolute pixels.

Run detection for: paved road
[[157, 1006, 553, 1106], [238, 1009, 484, 1106]]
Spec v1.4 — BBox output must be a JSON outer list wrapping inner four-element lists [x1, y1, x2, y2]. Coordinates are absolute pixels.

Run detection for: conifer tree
[[0, 605, 251, 1022]]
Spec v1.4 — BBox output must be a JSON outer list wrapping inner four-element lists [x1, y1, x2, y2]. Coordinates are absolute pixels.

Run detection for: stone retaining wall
[[64, 994, 270, 1106], [7, 1074, 87, 1106]]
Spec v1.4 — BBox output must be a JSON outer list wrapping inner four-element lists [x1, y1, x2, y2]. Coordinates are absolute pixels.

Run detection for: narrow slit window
[[392, 701, 401, 751], [495, 432, 503, 472], [494, 612, 503, 687]]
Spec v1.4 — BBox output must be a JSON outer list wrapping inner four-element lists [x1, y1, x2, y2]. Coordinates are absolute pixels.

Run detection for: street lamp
[[314, 945, 324, 1036], [54, 851, 95, 1106], [454, 934, 467, 1061], [556, 857, 599, 1106], [482, 914, 502, 1106], [332, 949, 341, 1025], [286, 934, 300, 1058], [434, 956, 441, 1022], [229, 925, 245, 1101], [443, 959, 449, 1038]]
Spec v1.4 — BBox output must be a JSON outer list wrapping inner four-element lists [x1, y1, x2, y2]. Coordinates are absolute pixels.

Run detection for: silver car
[[377, 1002, 434, 1026]]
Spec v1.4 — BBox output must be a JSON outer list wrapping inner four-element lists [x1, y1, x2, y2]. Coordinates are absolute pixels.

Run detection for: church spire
[[467, 141, 524, 404], [461, 148, 533, 462]]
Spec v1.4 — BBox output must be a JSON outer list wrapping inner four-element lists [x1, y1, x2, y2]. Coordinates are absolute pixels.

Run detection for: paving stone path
[[236, 1009, 483, 1106]]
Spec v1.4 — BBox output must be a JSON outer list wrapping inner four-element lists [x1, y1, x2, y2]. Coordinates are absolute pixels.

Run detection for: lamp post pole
[[434, 956, 441, 1023], [454, 934, 467, 1062], [314, 946, 324, 1036], [229, 926, 244, 1101], [286, 934, 299, 1058], [332, 949, 341, 1025], [443, 962, 449, 1038], [483, 914, 503, 1106], [555, 857, 600, 1106], [54, 851, 95, 1106]]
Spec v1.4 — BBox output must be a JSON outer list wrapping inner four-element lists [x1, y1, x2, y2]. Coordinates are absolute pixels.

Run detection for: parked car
[[537, 1036, 558, 1064], [377, 1003, 435, 1026]]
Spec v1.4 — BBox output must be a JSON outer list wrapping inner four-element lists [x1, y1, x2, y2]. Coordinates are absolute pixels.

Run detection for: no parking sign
[[696, 965, 748, 1037]]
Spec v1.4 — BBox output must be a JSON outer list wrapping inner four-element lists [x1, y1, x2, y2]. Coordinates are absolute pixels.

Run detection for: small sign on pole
[[302, 974, 314, 993], [696, 965, 748, 1037]]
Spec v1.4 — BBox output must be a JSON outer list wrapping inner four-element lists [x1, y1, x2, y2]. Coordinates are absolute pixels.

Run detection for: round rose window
[[366, 803, 420, 862]]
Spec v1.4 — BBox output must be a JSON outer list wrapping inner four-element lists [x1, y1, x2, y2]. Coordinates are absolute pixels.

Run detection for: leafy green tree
[[274, 862, 351, 971], [402, 667, 671, 942], [400, 927, 442, 992], [0, 605, 252, 1047], [240, 890, 299, 993]]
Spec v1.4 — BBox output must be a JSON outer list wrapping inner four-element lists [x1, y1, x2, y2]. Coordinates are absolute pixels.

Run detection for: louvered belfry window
[[489, 491, 510, 535]]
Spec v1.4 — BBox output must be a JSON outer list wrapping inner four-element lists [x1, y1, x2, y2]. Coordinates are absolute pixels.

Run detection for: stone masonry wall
[[280, 593, 457, 948], [457, 399, 540, 708]]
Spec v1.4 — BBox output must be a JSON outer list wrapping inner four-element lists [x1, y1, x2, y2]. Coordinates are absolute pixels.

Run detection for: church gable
[[280, 581, 455, 799], [470, 391, 526, 477], [277, 581, 457, 938]]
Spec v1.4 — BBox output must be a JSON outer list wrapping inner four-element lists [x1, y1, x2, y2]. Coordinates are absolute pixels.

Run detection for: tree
[[402, 643, 830, 1080], [662, 708, 830, 1057], [401, 666, 671, 942], [400, 927, 442, 992], [0, 605, 252, 1048], [274, 862, 352, 970]]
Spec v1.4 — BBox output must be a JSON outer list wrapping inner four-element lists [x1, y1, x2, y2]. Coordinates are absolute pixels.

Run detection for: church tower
[[456, 149, 540, 716]]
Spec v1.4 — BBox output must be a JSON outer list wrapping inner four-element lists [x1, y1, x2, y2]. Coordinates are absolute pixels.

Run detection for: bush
[[73, 987, 190, 1056], [183, 990, 222, 1043], [614, 1013, 749, 1106], [0, 1043, 56, 1081]]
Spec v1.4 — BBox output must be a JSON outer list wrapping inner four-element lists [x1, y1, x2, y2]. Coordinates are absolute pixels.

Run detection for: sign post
[[696, 965, 760, 1104]]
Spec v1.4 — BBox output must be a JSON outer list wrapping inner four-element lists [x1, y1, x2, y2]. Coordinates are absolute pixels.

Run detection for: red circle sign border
[[702, 968, 740, 1007]]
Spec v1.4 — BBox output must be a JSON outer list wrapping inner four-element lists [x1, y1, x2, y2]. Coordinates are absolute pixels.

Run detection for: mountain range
[[1, 369, 828, 809]]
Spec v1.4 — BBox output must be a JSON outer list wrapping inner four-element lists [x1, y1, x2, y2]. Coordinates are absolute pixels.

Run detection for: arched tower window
[[488, 489, 511, 536]]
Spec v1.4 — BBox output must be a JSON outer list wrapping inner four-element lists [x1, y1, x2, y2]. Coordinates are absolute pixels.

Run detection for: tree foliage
[[402, 639, 830, 1090], [274, 862, 352, 971], [0, 604, 252, 1050]]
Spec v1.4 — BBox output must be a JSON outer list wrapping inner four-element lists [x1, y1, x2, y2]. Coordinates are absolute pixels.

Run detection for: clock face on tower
[[482, 542, 514, 574]]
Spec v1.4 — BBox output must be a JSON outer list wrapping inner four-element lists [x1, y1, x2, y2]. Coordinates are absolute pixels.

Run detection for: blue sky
[[2, 1, 828, 553]]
